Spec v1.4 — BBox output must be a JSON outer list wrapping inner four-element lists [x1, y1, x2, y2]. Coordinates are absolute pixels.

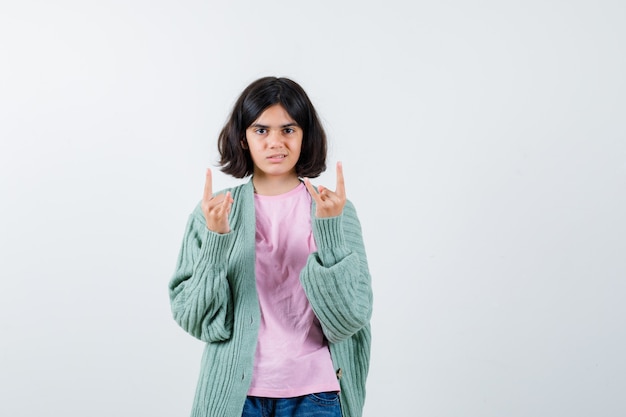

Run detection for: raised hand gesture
[[304, 161, 346, 218], [201, 168, 234, 234]]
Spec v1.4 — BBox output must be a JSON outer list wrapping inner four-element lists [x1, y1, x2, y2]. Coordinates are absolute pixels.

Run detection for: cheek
[[249, 147, 263, 160]]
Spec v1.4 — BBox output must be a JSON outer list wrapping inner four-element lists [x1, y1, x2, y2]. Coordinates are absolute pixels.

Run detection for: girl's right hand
[[201, 168, 233, 234]]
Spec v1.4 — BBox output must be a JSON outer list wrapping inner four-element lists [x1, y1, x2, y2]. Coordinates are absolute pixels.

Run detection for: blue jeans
[[242, 392, 342, 417]]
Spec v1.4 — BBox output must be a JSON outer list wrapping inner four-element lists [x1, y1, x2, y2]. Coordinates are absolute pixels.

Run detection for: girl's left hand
[[304, 161, 346, 218]]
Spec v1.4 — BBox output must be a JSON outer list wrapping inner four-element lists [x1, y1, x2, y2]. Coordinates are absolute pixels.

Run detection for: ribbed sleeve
[[169, 214, 236, 342], [300, 200, 373, 343]]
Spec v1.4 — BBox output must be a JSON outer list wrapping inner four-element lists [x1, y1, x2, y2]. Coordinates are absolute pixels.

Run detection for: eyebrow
[[249, 122, 299, 129]]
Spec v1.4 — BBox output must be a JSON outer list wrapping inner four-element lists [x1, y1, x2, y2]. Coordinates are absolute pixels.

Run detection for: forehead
[[251, 104, 297, 126]]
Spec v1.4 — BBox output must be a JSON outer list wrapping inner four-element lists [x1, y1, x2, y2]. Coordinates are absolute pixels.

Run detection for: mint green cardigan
[[169, 180, 373, 417]]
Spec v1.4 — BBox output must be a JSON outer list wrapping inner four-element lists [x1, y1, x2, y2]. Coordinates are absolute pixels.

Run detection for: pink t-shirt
[[248, 182, 340, 398]]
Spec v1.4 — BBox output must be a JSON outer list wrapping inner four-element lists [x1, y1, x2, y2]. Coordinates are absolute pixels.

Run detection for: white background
[[1, 1, 625, 416]]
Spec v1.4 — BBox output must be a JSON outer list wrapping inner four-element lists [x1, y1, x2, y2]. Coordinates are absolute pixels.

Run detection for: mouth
[[267, 154, 287, 160]]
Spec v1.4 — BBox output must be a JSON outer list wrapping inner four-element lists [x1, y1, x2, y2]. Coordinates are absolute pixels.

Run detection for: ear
[[240, 140, 248, 150]]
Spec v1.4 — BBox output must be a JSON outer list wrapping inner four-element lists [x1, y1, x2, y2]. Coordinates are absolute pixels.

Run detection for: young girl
[[169, 77, 373, 417]]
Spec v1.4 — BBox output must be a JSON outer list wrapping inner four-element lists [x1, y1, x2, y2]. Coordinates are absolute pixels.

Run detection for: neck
[[252, 175, 301, 196]]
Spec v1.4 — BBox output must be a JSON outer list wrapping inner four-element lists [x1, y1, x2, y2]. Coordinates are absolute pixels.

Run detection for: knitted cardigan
[[169, 179, 373, 417]]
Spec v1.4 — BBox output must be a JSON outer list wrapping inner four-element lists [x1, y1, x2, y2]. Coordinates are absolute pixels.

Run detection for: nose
[[267, 130, 283, 147]]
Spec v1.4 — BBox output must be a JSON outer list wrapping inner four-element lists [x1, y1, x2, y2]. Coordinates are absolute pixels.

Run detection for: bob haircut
[[218, 76, 327, 178]]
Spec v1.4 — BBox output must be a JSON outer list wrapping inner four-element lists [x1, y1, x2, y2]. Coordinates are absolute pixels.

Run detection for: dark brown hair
[[217, 77, 327, 178]]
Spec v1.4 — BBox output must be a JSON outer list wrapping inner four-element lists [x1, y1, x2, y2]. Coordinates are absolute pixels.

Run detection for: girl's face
[[245, 104, 303, 180]]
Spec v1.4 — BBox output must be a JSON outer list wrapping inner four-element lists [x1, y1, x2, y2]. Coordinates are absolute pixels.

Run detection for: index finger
[[335, 161, 345, 198], [203, 168, 213, 202]]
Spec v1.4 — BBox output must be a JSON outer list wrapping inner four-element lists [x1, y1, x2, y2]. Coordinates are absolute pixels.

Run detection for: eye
[[254, 128, 267, 135], [283, 127, 295, 134]]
